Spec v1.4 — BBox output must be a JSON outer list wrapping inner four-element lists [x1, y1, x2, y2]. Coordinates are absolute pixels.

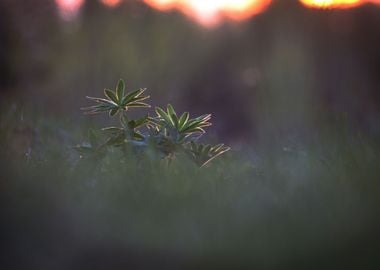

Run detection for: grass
[[1, 104, 380, 269]]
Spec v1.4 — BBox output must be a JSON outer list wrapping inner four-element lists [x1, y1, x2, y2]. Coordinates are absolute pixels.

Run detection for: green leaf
[[167, 104, 176, 116], [104, 89, 119, 104], [109, 108, 118, 116], [156, 107, 174, 127], [134, 115, 148, 128], [167, 104, 178, 127], [83, 80, 150, 117], [121, 88, 146, 105], [102, 127, 123, 133], [128, 95, 150, 103], [187, 142, 230, 167], [180, 120, 201, 133], [178, 112, 189, 129], [188, 127, 205, 134], [86, 96, 118, 106], [199, 122, 212, 127], [128, 102, 151, 108], [132, 132, 145, 141], [177, 134, 186, 143], [201, 147, 230, 167], [195, 114, 212, 122], [81, 104, 112, 114], [211, 143, 224, 153], [116, 79, 125, 100], [180, 113, 212, 133]]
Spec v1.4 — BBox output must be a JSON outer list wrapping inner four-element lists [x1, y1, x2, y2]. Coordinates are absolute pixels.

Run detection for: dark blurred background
[[1, 1, 380, 269], [1, 0, 379, 145]]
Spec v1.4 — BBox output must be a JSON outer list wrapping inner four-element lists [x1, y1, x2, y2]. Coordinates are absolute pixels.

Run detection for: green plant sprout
[[76, 79, 230, 167]]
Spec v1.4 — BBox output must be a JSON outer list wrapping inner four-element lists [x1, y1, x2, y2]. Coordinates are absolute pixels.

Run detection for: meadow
[[1, 101, 379, 269]]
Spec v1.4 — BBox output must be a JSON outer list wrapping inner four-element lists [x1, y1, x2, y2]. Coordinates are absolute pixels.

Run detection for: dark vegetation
[[1, 101, 379, 269]]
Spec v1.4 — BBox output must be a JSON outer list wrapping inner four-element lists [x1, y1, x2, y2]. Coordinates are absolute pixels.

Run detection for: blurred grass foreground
[[1, 0, 380, 269]]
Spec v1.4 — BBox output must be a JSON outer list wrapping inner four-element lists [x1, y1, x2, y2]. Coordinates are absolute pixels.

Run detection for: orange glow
[[55, 0, 84, 19], [100, 0, 122, 7], [143, 0, 272, 27], [143, 0, 178, 11], [300, 0, 380, 8], [55, 0, 380, 24]]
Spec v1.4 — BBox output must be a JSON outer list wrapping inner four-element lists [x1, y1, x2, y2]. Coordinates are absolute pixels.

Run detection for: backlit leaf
[[104, 89, 118, 104], [178, 112, 189, 129], [116, 79, 125, 100]]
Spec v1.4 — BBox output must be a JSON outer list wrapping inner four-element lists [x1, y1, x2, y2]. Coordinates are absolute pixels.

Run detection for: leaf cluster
[[76, 79, 230, 167], [81, 80, 150, 116]]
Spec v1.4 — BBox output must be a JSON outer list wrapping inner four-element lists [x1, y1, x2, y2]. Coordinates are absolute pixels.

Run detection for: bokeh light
[[143, 0, 272, 27], [55, 0, 84, 20], [300, 0, 380, 8], [100, 0, 122, 7], [55, 0, 380, 24]]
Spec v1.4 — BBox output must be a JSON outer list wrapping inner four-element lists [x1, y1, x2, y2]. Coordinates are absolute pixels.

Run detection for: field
[[1, 103, 379, 269]]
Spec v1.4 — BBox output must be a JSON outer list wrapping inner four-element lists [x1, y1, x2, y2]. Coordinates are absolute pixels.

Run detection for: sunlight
[[300, 0, 380, 8], [55, 0, 380, 24], [100, 0, 122, 7], [143, 0, 272, 27], [142, 0, 177, 11], [55, 0, 84, 20]]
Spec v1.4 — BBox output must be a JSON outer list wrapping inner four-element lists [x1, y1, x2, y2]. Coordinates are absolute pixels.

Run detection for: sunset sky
[[55, 0, 380, 25]]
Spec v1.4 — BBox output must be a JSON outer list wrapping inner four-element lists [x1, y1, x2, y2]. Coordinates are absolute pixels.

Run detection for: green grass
[[1, 105, 379, 269]]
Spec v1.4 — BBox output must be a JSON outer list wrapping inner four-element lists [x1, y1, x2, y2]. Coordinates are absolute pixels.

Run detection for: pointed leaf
[[104, 89, 119, 104], [199, 122, 212, 127], [195, 114, 212, 122], [178, 112, 189, 129], [156, 107, 174, 127], [86, 96, 118, 106], [180, 120, 202, 133], [81, 105, 111, 113], [102, 127, 123, 133], [211, 143, 224, 153], [116, 79, 125, 100], [178, 133, 192, 143], [127, 102, 151, 108], [201, 147, 230, 167], [167, 104, 179, 128], [187, 127, 205, 134], [121, 88, 146, 105], [128, 95, 150, 103]]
